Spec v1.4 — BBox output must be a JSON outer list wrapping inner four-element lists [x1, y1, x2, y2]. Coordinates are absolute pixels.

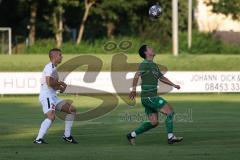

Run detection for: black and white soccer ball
[[149, 4, 162, 19]]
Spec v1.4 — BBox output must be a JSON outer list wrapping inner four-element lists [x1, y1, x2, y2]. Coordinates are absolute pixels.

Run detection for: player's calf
[[126, 113, 159, 145], [60, 103, 78, 144], [161, 104, 183, 144]]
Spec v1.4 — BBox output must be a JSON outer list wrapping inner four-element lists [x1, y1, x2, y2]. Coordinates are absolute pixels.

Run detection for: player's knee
[[165, 107, 174, 115], [70, 106, 76, 113], [49, 115, 55, 121], [47, 111, 56, 121], [169, 111, 175, 115], [166, 111, 174, 118]]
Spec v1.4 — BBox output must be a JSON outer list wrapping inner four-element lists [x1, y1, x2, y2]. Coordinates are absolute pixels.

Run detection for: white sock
[[168, 133, 174, 139], [36, 118, 52, 140], [64, 114, 75, 137], [131, 131, 136, 137]]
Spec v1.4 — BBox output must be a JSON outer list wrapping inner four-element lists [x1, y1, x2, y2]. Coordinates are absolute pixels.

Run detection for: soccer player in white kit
[[34, 48, 78, 144]]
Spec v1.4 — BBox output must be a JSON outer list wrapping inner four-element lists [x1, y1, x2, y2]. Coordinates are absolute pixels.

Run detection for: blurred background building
[[196, 0, 240, 32]]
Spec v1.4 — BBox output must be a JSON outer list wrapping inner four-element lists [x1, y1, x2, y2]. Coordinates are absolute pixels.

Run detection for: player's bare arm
[[46, 76, 67, 93], [129, 72, 141, 100], [159, 76, 180, 89]]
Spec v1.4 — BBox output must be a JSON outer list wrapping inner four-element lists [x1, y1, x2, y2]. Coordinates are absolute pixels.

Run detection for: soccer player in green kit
[[127, 45, 183, 145]]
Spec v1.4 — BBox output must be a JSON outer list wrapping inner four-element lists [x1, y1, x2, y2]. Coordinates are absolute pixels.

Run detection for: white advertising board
[[0, 72, 240, 94]]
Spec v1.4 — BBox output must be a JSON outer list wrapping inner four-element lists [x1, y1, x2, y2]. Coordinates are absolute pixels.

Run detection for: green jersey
[[138, 59, 163, 97]]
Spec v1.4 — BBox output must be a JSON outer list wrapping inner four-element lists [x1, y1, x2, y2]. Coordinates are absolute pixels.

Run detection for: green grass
[[1, 54, 240, 71], [0, 94, 240, 160], [20, 34, 240, 54]]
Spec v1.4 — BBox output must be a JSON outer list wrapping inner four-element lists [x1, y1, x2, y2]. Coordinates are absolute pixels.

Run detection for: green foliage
[[91, 0, 189, 42], [47, 0, 80, 33], [23, 31, 240, 55], [179, 31, 240, 54], [207, 0, 240, 20], [23, 37, 169, 54], [1, 0, 239, 54], [0, 0, 190, 43]]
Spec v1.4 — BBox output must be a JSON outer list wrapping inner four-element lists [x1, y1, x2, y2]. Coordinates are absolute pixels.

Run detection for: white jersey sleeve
[[44, 63, 54, 77]]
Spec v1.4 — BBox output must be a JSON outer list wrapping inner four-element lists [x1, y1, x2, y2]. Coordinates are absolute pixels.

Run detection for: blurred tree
[[207, 0, 240, 20], [93, 0, 147, 38], [92, 0, 189, 44], [76, 0, 96, 44], [0, 0, 192, 47], [28, 0, 38, 46], [48, 0, 79, 47], [137, 0, 189, 43], [0, 0, 28, 42], [13, 0, 38, 46]]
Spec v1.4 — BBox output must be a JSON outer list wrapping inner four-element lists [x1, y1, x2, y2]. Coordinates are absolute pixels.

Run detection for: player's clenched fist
[[59, 81, 67, 93]]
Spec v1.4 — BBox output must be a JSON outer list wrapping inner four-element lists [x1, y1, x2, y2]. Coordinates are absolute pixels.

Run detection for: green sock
[[165, 112, 174, 133], [135, 122, 157, 135]]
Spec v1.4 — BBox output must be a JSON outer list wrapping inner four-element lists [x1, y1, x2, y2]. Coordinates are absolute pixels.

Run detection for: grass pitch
[[0, 94, 240, 160], [1, 54, 240, 71]]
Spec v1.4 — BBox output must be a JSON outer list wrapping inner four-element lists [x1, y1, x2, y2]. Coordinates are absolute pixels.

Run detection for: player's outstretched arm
[[159, 76, 180, 89], [129, 72, 141, 100]]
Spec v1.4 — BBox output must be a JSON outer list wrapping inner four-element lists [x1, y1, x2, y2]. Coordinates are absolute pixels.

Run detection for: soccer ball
[[149, 4, 162, 19]]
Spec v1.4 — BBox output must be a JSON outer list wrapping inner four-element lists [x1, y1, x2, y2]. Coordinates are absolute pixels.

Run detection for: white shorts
[[39, 96, 65, 114]]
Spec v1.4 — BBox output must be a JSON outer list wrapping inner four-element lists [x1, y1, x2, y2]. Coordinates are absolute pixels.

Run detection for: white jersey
[[39, 62, 59, 100]]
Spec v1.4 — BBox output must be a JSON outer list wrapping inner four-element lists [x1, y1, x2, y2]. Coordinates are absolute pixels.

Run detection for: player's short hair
[[138, 45, 147, 59], [49, 48, 61, 59]]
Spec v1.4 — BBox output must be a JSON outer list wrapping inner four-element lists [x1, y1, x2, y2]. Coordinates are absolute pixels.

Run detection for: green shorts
[[141, 96, 167, 115]]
